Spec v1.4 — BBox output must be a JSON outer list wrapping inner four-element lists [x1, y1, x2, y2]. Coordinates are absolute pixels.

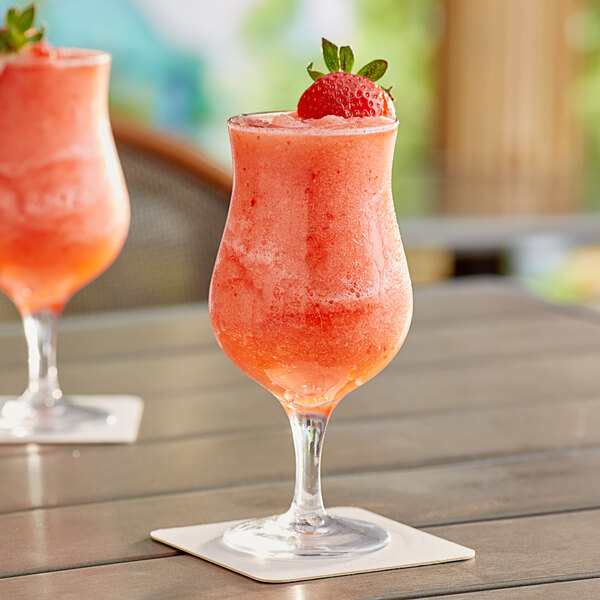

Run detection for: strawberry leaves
[[306, 62, 325, 82], [0, 4, 45, 54], [356, 59, 388, 82], [298, 38, 396, 119], [321, 38, 340, 72], [306, 38, 389, 86], [339, 46, 354, 73]]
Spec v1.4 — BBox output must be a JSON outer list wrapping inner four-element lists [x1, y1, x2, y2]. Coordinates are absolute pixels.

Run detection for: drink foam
[[229, 111, 396, 133]]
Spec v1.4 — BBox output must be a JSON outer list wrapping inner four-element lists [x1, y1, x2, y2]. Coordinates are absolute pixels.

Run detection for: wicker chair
[[0, 117, 231, 321]]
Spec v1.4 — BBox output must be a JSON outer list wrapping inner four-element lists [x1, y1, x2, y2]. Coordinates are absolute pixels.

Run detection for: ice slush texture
[[0, 49, 129, 313], [210, 112, 412, 413]]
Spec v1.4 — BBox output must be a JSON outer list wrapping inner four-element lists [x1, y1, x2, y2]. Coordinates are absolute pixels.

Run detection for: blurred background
[[2, 0, 600, 312]]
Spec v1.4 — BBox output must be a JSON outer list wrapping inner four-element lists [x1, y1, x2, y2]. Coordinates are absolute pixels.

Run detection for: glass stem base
[[223, 511, 390, 558], [0, 393, 114, 436], [223, 407, 390, 558], [0, 309, 114, 437]]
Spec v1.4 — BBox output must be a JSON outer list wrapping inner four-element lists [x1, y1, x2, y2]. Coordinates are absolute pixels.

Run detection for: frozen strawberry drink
[[210, 112, 411, 415], [0, 5, 130, 437], [0, 46, 129, 313], [207, 38, 413, 559]]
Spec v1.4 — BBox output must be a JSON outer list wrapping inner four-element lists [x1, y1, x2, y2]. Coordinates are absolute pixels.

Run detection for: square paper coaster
[[151, 506, 475, 583], [0, 395, 144, 444]]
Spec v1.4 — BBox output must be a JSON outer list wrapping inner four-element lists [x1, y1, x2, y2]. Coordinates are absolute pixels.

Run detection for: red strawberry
[[28, 40, 55, 58], [298, 71, 394, 119], [297, 38, 395, 120]]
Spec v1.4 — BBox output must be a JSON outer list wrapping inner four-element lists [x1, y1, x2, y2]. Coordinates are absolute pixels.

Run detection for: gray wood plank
[[0, 304, 215, 368], [0, 283, 535, 367], [3, 397, 600, 512], [402, 308, 600, 367], [2, 304, 600, 402], [138, 348, 600, 441], [3, 342, 599, 463], [416, 580, 600, 599], [2, 342, 599, 465], [0, 281, 594, 376], [401, 212, 600, 252], [0, 282, 596, 599], [2, 448, 600, 578], [2, 509, 600, 599]]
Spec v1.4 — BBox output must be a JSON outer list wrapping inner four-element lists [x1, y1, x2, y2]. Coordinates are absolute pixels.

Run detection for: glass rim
[[227, 110, 398, 136], [0, 48, 111, 68]]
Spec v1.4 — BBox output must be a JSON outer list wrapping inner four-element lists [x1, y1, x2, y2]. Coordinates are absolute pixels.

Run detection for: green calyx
[[0, 4, 45, 54], [306, 38, 388, 84]]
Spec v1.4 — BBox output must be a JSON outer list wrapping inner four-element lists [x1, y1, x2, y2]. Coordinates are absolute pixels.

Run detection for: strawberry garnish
[[29, 40, 55, 58], [0, 4, 45, 55], [297, 39, 395, 120]]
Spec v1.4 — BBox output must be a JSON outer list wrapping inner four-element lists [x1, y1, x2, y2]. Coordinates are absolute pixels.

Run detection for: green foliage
[[306, 62, 324, 82], [243, 0, 296, 39], [339, 45, 354, 72], [354, 0, 437, 215], [308, 38, 388, 83], [356, 59, 387, 81], [578, 0, 600, 210], [0, 3, 44, 53], [239, 0, 438, 216], [321, 37, 339, 72]]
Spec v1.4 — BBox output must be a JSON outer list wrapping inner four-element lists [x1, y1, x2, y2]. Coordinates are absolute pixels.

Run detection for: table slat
[[2, 306, 600, 403], [416, 580, 600, 600], [2, 397, 600, 512], [2, 448, 600, 577], [136, 347, 600, 442], [2, 345, 599, 461], [0, 281, 597, 598], [0, 281, 544, 366], [2, 509, 600, 599]]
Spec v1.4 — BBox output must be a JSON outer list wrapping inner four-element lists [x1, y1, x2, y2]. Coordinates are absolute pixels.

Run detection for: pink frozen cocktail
[[210, 112, 411, 416], [0, 6, 129, 437], [208, 37, 413, 560], [0, 47, 129, 314]]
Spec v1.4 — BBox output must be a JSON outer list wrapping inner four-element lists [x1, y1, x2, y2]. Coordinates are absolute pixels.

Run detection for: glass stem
[[286, 410, 330, 527], [22, 311, 63, 409]]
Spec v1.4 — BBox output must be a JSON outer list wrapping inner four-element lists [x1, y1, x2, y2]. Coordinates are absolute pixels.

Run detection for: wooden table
[[1, 278, 599, 599]]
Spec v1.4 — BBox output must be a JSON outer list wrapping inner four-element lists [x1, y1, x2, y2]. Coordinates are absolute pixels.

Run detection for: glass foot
[[0, 395, 115, 438], [223, 511, 390, 558]]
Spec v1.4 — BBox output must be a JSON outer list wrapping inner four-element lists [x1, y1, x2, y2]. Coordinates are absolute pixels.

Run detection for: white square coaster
[[151, 506, 475, 583], [0, 395, 144, 444]]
